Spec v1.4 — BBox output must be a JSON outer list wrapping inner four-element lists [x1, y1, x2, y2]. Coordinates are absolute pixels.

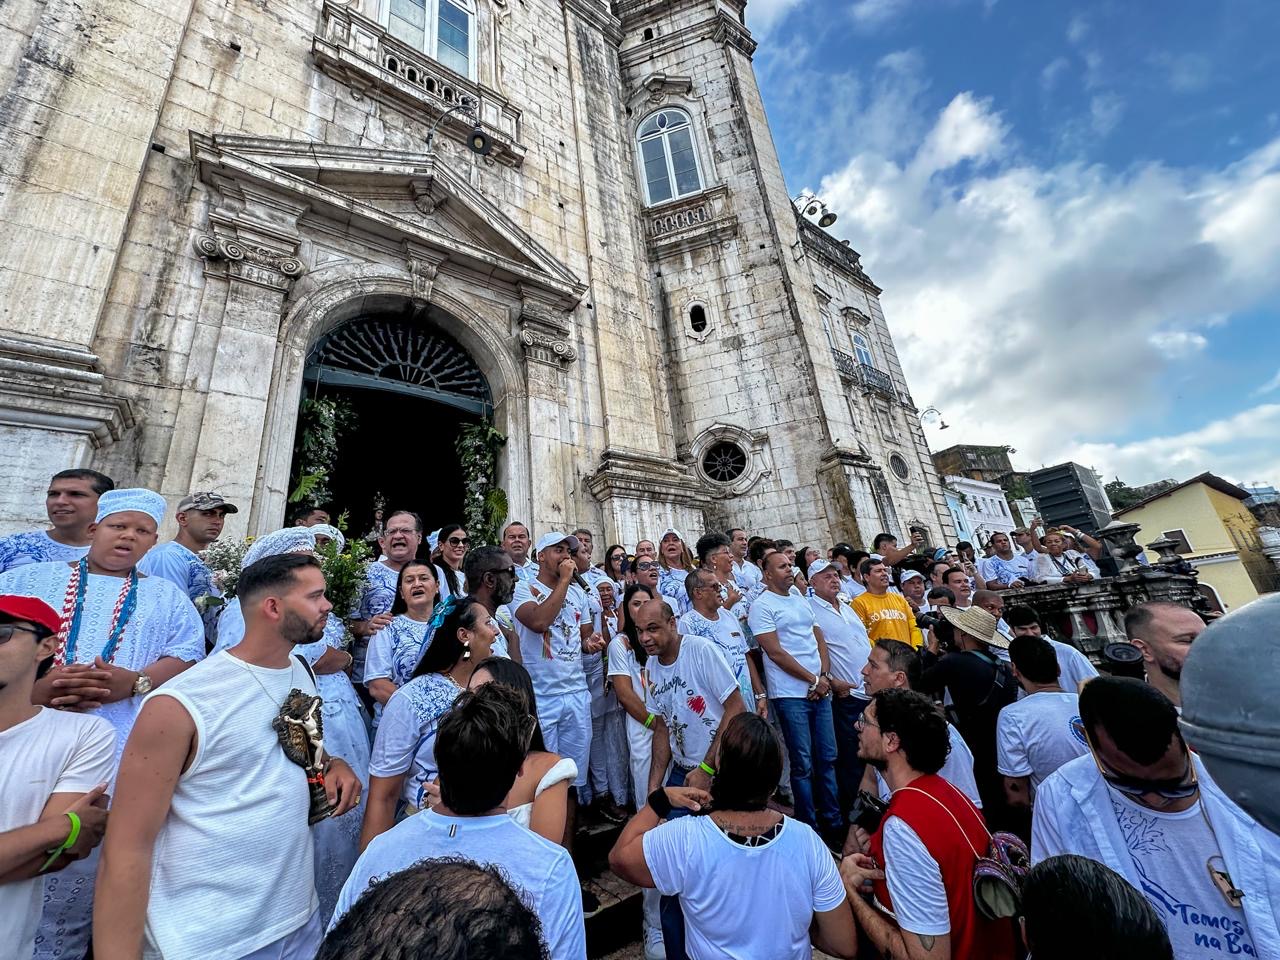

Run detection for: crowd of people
[[0, 467, 1276, 960]]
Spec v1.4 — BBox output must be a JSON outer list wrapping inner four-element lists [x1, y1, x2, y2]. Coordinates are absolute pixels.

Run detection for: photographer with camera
[[610, 713, 857, 960], [841, 688, 1016, 960], [916, 606, 1019, 829]]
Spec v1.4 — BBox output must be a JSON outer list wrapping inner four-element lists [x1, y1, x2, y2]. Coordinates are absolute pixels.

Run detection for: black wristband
[[648, 788, 673, 820]]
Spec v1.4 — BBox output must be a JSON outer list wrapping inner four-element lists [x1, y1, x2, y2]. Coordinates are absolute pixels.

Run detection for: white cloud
[[1148, 331, 1208, 358], [851, 0, 911, 27], [1089, 93, 1125, 136], [1066, 13, 1090, 45], [1041, 57, 1070, 92], [1150, 52, 1212, 93], [814, 67, 1280, 487], [745, 0, 808, 35], [1254, 368, 1280, 396]]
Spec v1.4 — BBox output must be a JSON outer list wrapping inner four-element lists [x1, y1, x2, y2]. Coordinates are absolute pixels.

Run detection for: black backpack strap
[[294, 653, 317, 687]]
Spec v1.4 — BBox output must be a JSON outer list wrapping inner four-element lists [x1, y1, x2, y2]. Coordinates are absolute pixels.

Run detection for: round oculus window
[[889, 453, 911, 481], [702, 441, 748, 483]]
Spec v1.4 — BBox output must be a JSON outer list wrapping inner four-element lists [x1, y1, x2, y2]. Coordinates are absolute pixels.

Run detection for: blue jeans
[[660, 765, 692, 960], [832, 694, 869, 822], [772, 696, 842, 834]]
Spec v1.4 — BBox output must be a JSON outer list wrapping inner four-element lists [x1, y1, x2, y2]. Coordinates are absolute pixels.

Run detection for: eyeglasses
[[0, 623, 44, 644], [1074, 720, 1199, 800], [487, 567, 516, 578], [385, 527, 418, 537], [854, 715, 879, 731], [447, 537, 470, 547], [635, 561, 659, 571]]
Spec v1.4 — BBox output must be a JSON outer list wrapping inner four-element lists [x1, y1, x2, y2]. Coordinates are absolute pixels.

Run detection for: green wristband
[[698, 761, 716, 777], [40, 811, 81, 873], [644, 712, 656, 729]]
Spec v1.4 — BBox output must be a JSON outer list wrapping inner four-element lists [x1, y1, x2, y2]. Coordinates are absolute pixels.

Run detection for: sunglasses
[[0, 623, 47, 644], [635, 561, 659, 571], [1074, 720, 1199, 799], [446, 537, 470, 547]]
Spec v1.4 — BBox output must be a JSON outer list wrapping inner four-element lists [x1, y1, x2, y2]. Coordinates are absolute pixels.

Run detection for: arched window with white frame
[[637, 108, 704, 205], [853, 332, 874, 368], [384, 0, 475, 80]]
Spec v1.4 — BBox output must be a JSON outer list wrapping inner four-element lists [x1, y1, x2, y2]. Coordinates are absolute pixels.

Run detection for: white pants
[[538, 689, 591, 789], [626, 713, 662, 938], [239, 910, 323, 960]]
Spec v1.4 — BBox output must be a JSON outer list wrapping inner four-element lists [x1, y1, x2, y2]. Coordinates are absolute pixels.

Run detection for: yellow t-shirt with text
[[851, 591, 923, 648]]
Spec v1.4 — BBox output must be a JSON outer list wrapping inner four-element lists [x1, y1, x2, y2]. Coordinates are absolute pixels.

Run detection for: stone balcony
[[643, 185, 738, 258], [832, 348, 896, 400]]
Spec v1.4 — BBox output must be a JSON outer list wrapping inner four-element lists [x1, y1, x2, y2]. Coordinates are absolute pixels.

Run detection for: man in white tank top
[[94, 554, 363, 960]]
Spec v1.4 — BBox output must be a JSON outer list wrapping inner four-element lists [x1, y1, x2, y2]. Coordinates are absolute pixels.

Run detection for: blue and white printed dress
[[0, 529, 88, 574]]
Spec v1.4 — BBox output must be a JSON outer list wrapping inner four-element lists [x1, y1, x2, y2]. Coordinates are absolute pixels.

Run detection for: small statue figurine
[[272, 689, 334, 824]]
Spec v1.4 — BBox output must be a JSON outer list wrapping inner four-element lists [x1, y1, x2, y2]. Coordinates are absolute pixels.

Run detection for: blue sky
[[750, 0, 1280, 487]]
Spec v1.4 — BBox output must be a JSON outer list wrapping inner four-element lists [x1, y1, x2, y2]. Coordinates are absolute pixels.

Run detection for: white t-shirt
[[732, 558, 762, 591], [369, 673, 464, 807], [643, 636, 737, 769], [876, 723, 982, 808], [606, 635, 644, 692], [996, 690, 1089, 790], [881, 816, 950, 935], [1108, 791, 1258, 958], [678, 608, 750, 700], [1048, 638, 1099, 691], [808, 595, 871, 690], [512, 578, 590, 699], [0, 708, 115, 955], [643, 814, 845, 960], [331, 810, 586, 960], [363, 614, 432, 687], [748, 589, 821, 700]]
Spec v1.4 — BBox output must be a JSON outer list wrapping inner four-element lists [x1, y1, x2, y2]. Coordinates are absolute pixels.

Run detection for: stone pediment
[[189, 133, 585, 308]]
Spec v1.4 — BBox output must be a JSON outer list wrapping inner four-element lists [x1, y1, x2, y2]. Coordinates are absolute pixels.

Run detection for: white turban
[[95, 488, 166, 528], [310, 524, 346, 554], [241, 527, 316, 570]]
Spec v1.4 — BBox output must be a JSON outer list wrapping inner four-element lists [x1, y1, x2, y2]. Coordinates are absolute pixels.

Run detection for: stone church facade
[[0, 0, 951, 547]]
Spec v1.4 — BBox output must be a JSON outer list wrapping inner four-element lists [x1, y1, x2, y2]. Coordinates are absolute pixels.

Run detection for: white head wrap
[[95, 488, 166, 528], [241, 527, 316, 570], [427, 528, 442, 552], [310, 524, 346, 554]]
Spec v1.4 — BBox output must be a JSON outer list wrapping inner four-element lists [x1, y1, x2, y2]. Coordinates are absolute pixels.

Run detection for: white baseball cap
[[807, 558, 838, 578], [901, 569, 925, 583], [535, 531, 581, 555]]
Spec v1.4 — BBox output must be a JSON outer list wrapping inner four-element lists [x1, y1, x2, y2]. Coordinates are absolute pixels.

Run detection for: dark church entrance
[[291, 302, 492, 541]]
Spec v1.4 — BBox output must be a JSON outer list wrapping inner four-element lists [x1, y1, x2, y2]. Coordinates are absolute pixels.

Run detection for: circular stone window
[[889, 453, 911, 481], [702, 441, 748, 483]]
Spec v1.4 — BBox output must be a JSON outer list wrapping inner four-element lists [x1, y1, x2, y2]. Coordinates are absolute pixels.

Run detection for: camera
[[916, 611, 943, 630], [848, 790, 889, 833]]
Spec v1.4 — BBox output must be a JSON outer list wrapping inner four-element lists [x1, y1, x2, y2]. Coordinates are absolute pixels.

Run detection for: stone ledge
[[585, 447, 712, 507]]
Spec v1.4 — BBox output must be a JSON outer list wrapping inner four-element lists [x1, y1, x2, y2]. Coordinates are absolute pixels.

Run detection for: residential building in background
[[1113, 473, 1279, 609], [941, 476, 1015, 548], [0, 0, 951, 549]]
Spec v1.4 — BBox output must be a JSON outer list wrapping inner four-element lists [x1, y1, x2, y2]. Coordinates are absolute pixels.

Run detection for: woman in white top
[[433, 524, 468, 601], [464, 655, 576, 845], [360, 597, 495, 849], [1034, 529, 1101, 585], [364, 560, 438, 708], [610, 713, 857, 960]]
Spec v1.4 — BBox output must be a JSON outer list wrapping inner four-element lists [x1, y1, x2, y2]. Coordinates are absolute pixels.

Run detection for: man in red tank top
[[840, 688, 1016, 959]]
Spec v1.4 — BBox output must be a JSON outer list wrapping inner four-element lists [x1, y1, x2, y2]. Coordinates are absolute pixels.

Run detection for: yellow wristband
[[698, 761, 717, 777], [644, 712, 656, 729], [40, 811, 81, 873]]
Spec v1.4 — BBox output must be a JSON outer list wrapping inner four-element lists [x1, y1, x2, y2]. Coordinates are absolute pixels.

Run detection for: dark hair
[[943, 567, 970, 586], [434, 524, 467, 597], [1079, 677, 1181, 765], [463, 546, 511, 591], [502, 521, 529, 539], [830, 543, 856, 564], [1021, 855, 1172, 960], [238, 554, 322, 604], [684, 567, 717, 602], [926, 559, 951, 579], [412, 598, 486, 678], [571, 527, 593, 540], [390, 560, 437, 616], [725, 527, 745, 539], [874, 638, 918, 676], [318, 858, 549, 960], [603, 544, 627, 579], [1009, 634, 1061, 684], [386, 510, 424, 534], [289, 504, 329, 525], [1004, 605, 1041, 629], [470, 656, 546, 753], [795, 545, 815, 577], [747, 538, 777, 564], [621, 583, 655, 666], [774, 539, 794, 551], [51, 468, 115, 496], [695, 532, 731, 564], [859, 557, 885, 577], [872, 533, 896, 550], [873, 688, 950, 774], [435, 684, 530, 814], [1123, 601, 1195, 640], [711, 713, 783, 812], [927, 586, 956, 603]]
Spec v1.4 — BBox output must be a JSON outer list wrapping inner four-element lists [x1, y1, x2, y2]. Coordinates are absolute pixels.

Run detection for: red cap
[[0, 595, 62, 636]]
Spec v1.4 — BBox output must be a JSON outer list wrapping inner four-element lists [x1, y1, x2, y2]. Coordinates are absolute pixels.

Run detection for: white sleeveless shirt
[[142, 650, 320, 959]]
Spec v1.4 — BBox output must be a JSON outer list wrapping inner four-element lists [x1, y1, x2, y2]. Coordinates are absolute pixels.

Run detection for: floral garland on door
[[456, 423, 508, 546]]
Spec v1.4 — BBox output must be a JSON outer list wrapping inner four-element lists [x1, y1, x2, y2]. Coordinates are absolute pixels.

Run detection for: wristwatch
[[132, 672, 154, 697], [807, 676, 821, 695]]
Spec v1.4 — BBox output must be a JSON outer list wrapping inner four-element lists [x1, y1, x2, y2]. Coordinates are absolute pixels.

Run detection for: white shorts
[[537, 689, 591, 789]]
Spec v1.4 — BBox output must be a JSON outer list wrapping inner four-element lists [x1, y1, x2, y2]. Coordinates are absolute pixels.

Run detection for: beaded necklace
[[54, 557, 139, 666]]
